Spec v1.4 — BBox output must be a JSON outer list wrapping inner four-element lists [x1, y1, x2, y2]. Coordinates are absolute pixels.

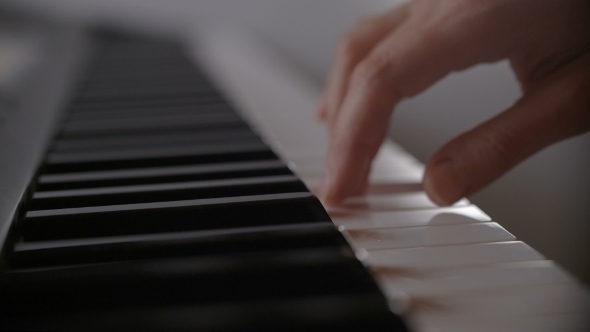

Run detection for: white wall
[[3, 0, 589, 282]]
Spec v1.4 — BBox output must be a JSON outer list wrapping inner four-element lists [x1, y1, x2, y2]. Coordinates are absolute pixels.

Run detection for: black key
[[22, 193, 330, 241], [52, 128, 258, 152], [3, 244, 407, 332], [30, 175, 307, 209], [43, 142, 277, 174], [5, 248, 378, 310], [0, 293, 407, 332], [36, 160, 291, 191], [64, 104, 235, 123], [76, 84, 218, 101], [60, 112, 244, 135], [12, 222, 340, 268], [43, 150, 278, 173], [80, 75, 207, 90], [47, 140, 269, 163], [69, 96, 226, 112]]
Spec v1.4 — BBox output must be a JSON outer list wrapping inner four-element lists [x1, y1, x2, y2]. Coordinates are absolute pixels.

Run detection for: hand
[[317, 0, 590, 206]]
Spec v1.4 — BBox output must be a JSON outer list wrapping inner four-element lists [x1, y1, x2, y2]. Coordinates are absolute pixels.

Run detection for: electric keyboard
[[0, 22, 588, 332], [0, 30, 408, 331]]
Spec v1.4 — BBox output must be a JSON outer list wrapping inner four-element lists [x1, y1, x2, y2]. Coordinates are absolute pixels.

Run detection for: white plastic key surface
[[286, 142, 424, 185], [332, 205, 491, 230], [409, 283, 590, 318], [377, 260, 576, 298], [412, 312, 590, 332], [348, 222, 515, 251], [374, 257, 584, 331], [365, 241, 545, 271], [287, 156, 419, 177], [328, 192, 470, 215]]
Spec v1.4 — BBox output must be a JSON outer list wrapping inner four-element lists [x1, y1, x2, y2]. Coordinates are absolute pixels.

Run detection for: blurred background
[[2, 0, 589, 283]]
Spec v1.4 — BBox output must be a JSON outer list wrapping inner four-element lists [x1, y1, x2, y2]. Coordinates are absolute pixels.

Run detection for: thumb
[[423, 54, 590, 206]]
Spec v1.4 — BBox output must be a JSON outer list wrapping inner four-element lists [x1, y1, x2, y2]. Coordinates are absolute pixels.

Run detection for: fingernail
[[423, 160, 466, 206]]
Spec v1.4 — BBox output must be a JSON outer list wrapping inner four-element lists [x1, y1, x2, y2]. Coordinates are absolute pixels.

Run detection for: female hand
[[317, 0, 590, 206]]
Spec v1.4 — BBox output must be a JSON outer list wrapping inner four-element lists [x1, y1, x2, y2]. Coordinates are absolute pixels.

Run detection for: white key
[[285, 157, 326, 174], [370, 166, 423, 182], [272, 138, 328, 158], [298, 174, 425, 192], [333, 205, 490, 230], [281, 135, 425, 189], [295, 173, 426, 193], [281, 150, 327, 163], [347, 222, 514, 251], [300, 177, 323, 191], [329, 192, 469, 215], [410, 283, 590, 317], [378, 260, 576, 299], [284, 141, 424, 182], [373, 142, 424, 171], [412, 313, 590, 332], [365, 241, 545, 271]]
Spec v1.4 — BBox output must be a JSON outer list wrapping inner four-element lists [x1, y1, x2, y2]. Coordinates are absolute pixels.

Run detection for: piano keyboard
[[0, 33, 407, 332], [0, 25, 588, 332], [194, 26, 590, 332]]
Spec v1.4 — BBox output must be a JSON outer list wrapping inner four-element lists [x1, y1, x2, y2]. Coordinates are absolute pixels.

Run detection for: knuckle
[[336, 15, 377, 61], [350, 54, 391, 89], [337, 33, 363, 61]]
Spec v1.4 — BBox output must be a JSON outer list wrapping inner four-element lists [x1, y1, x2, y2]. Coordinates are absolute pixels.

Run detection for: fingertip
[[317, 174, 330, 201], [423, 159, 466, 206], [320, 193, 344, 208], [318, 163, 371, 208], [317, 173, 342, 207], [423, 172, 451, 206]]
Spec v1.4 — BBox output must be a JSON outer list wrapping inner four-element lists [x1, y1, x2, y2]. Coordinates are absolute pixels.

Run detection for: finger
[[423, 52, 590, 206], [317, 4, 410, 124], [319, 67, 402, 205], [317, 93, 329, 120], [319, 11, 494, 206]]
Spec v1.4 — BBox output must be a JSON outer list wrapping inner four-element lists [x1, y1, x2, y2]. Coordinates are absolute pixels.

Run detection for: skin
[[317, 0, 590, 207]]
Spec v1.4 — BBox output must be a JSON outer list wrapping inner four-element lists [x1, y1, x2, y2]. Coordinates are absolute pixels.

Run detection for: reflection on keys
[[198, 26, 590, 332], [332, 206, 491, 230]]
